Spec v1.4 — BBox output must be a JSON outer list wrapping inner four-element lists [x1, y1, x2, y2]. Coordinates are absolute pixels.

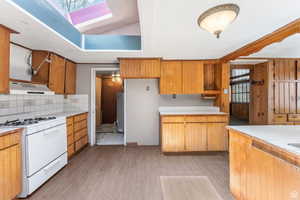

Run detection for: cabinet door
[[49, 54, 66, 94], [0, 26, 10, 94], [140, 59, 161, 78], [207, 123, 227, 151], [162, 123, 185, 152], [65, 60, 76, 94], [0, 144, 21, 200], [120, 59, 141, 78], [31, 51, 50, 84], [160, 61, 182, 94], [185, 123, 207, 151], [182, 61, 204, 94]]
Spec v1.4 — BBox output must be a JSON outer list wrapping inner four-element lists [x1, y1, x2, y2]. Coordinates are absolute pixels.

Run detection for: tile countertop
[[0, 127, 22, 137], [159, 106, 228, 115], [227, 125, 300, 156], [44, 110, 88, 118]]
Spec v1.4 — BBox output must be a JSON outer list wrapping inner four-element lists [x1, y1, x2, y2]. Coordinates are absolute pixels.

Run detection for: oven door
[[26, 123, 67, 177]]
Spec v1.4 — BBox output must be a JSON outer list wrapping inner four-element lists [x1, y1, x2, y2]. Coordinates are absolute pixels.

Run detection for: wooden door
[[65, 60, 76, 94], [120, 59, 141, 78], [249, 62, 269, 124], [182, 61, 204, 94], [95, 76, 102, 127], [162, 123, 185, 152], [207, 123, 227, 151], [0, 144, 21, 200], [49, 54, 66, 94], [185, 123, 207, 151], [140, 59, 161, 78], [101, 77, 123, 123], [160, 61, 182, 94], [0, 26, 11, 94]]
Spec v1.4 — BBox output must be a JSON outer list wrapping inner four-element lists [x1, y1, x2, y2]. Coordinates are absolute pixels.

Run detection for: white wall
[[125, 79, 214, 145], [10, 44, 32, 81]]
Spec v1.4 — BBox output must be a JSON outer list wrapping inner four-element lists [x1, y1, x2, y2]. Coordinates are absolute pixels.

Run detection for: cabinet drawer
[[161, 116, 185, 123], [74, 113, 87, 122], [67, 124, 73, 136], [75, 136, 88, 151], [185, 115, 228, 123], [273, 114, 287, 123], [67, 134, 74, 146], [67, 117, 73, 126], [74, 120, 87, 132], [67, 144, 74, 158], [288, 114, 300, 122], [0, 131, 20, 150], [74, 128, 87, 141]]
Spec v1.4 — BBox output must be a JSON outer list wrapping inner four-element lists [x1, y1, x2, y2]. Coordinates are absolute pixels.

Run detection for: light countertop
[[0, 128, 22, 136], [42, 110, 88, 118], [159, 106, 227, 115], [228, 125, 300, 156]]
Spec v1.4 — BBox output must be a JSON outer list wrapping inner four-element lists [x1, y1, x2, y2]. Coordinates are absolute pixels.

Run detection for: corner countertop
[[227, 125, 300, 156], [159, 106, 227, 115], [0, 128, 22, 137]]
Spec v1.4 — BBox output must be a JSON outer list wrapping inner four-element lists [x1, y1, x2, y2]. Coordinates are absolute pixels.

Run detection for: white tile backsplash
[[0, 94, 88, 118]]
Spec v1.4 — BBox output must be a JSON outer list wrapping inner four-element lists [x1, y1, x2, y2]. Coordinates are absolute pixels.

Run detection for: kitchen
[[1, 0, 300, 200]]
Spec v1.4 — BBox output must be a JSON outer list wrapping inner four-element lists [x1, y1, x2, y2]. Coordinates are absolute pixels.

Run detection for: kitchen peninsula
[[228, 126, 300, 200]]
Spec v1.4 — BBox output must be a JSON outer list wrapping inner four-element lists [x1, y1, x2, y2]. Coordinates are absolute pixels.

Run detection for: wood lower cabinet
[[161, 115, 228, 153], [229, 129, 300, 200], [162, 123, 185, 152], [66, 112, 88, 158], [0, 129, 22, 200]]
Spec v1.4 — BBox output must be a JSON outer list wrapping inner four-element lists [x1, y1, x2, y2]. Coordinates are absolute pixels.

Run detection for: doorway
[[229, 60, 269, 125], [91, 67, 126, 146]]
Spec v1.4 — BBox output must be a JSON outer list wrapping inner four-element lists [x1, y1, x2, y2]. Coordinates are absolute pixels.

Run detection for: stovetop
[[0, 117, 57, 127]]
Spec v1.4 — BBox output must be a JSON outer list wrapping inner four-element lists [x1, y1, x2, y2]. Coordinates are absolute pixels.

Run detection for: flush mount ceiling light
[[198, 4, 239, 38]]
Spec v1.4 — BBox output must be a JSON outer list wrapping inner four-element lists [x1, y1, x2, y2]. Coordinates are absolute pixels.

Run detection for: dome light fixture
[[198, 4, 240, 38]]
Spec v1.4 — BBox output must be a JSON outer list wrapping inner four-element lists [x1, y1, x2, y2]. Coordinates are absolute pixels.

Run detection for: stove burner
[[0, 116, 57, 127]]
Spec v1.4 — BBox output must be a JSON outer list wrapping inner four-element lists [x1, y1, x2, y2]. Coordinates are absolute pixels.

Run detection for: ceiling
[[1, 0, 300, 63]]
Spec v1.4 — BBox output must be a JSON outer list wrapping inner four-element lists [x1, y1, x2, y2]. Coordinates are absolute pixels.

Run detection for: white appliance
[[10, 81, 55, 95], [0, 116, 67, 198]]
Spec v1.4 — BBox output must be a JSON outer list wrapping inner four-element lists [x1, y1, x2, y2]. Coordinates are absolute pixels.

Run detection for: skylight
[[47, 0, 112, 31]]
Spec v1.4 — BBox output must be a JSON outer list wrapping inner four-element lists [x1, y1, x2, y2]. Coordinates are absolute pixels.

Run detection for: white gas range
[[0, 116, 67, 198]]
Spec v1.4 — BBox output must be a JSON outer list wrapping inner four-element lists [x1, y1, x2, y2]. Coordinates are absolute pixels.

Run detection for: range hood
[[10, 81, 55, 95]]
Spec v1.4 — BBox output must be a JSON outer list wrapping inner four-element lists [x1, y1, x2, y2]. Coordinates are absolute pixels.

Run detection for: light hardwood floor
[[24, 146, 234, 200]]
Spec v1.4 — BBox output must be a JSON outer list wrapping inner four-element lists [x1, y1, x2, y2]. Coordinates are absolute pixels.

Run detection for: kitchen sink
[[288, 143, 300, 149]]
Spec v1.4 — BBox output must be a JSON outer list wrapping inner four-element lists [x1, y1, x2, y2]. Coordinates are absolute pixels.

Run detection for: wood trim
[[221, 18, 300, 62], [0, 24, 19, 34]]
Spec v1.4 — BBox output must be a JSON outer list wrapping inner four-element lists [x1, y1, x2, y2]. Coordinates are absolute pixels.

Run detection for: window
[[231, 69, 250, 103]]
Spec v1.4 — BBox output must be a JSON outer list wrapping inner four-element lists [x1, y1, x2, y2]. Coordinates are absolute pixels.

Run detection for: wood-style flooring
[[24, 146, 234, 200]]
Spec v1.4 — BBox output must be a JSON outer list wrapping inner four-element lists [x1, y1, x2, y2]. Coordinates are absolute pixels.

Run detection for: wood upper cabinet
[[120, 58, 161, 78], [31, 51, 50, 84], [48, 54, 66, 94], [185, 123, 207, 151], [65, 60, 77, 94], [161, 123, 185, 152], [0, 25, 14, 94], [182, 61, 204, 94], [0, 130, 22, 200], [160, 61, 182, 94]]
